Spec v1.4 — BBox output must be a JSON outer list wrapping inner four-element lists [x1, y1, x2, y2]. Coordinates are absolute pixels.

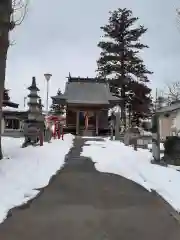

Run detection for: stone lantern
[[22, 77, 44, 147], [27, 76, 41, 120]]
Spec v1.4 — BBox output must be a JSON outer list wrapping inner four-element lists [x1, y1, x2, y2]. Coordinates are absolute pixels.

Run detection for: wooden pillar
[[76, 110, 79, 135], [95, 111, 99, 136]]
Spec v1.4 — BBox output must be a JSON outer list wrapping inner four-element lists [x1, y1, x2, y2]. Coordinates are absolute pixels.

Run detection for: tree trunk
[[120, 35, 126, 129], [0, 8, 10, 159], [0, 50, 7, 160], [121, 86, 126, 129], [128, 104, 131, 127]]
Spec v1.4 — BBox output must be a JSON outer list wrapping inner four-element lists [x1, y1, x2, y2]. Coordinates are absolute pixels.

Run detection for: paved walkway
[[0, 137, 180, 239]]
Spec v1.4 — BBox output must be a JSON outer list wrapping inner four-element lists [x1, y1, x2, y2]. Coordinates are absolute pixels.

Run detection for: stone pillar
[[1, 118, 5, 134], [95, 112, 99, 136], [115, 111, 120, 140], [76, 110, 79, 135], [151, 114, 160, 162]]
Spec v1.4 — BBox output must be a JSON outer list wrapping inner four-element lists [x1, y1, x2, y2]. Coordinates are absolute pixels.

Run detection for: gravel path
[[0, 137, 179, 240]]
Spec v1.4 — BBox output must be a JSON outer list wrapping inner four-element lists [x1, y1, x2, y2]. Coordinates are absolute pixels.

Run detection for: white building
[[157, 101, 180, 140]]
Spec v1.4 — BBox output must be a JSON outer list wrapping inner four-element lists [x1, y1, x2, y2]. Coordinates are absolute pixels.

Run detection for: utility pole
[[44, 73, 52, 115], [155, 88, 158, 111], [24, 96, 27, 108]]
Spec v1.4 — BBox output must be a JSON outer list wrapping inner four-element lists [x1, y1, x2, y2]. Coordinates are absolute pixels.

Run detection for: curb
[[152, 190, 180, 224]]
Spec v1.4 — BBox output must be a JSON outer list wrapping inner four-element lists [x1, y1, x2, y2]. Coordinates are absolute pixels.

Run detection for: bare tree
[[0, 0, 28, 159], [176, 8, 180, 27], [12, 0, 29, 26], [176, 8, 180, 33], [158, 81, 180, 106], [165, 81, 180, 103]]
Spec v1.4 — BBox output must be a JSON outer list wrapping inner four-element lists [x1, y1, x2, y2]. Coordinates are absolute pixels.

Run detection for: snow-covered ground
[[81, 138, 180, 212], [0, 134, 74, 224]]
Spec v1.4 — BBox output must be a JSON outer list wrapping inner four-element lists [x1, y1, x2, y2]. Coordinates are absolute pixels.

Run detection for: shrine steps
[[79, 129, 96, 136]]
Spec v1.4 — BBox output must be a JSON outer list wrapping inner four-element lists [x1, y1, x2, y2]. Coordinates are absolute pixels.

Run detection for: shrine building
[[51, 75, 121, 136]]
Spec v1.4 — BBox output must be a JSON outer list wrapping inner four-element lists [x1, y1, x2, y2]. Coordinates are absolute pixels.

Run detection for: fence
[[2, 129, 24, 138], [137, 135, 152, 148]]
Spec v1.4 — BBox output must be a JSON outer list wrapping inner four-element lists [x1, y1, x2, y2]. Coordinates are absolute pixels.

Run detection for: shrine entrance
[[79, 111, 96, 130]]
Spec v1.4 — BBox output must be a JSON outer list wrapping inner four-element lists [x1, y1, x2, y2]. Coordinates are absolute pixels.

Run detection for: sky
[[5, 0, 180, 109]]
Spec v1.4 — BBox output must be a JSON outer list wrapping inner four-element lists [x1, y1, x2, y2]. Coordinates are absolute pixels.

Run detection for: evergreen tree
[[50, 89, 64, 115], [128, 81, 152, 125], [97, 8, 153, 127]]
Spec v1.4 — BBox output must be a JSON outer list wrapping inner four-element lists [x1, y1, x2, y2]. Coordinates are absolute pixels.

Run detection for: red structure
[[46, 115, 65, 140]]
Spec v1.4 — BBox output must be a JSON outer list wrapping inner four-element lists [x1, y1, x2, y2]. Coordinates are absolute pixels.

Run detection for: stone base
[[151, 159, 167, 167]]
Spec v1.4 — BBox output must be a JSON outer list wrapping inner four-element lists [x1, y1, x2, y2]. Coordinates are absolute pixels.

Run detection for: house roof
[[156, 102, 180, 114], [51, 77, 121, 105]]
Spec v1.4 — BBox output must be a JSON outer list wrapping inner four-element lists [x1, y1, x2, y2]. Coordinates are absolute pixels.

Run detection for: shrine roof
[[52, 77, 121, 105], [3, 100, 19, 108]]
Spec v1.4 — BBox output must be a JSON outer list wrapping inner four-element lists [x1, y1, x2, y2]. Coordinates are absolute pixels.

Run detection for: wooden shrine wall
[[66, 109, 76, 126], [98, 109, 109, 129], [66, 107, 109, 129]]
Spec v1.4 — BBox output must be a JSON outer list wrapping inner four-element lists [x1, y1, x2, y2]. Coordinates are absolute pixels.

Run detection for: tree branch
[[12, 0, 29, 26], [160, 81, 180, 104]]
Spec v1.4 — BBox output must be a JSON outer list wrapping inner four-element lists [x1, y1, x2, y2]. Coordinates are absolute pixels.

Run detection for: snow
[[2, 106, 28, 112], [0, 134, 74, 224], [141, 118, 151, 123], [81, 138, 180, 212], [108, 105, 121, 116], [140, 130, 152, 136]]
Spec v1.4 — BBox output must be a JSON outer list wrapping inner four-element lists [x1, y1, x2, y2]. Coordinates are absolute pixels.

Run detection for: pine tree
[[128, 81, 152, 125], [50, 89, 64, 115], [97, 8, 153, 127]]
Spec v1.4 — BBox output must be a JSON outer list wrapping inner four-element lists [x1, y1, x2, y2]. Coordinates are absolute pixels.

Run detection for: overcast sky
[[5, 0, 180, 108]]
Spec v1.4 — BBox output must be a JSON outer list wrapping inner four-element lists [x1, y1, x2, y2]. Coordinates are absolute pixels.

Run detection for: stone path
[[0, 137, 180, 239]]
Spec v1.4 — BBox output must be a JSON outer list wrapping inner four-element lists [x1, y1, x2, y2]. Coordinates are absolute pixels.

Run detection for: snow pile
[[81, 139, 180, 212], [0, 134, 74, 223]]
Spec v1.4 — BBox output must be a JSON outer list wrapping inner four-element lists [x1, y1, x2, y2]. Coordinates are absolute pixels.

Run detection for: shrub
[[164, 136, 180, 155]]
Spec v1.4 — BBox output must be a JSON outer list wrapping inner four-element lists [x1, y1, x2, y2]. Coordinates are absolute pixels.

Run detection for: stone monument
[[124, 127, 140, 150], [44, 119, 52, 143], [109, 112, 115, 140]]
